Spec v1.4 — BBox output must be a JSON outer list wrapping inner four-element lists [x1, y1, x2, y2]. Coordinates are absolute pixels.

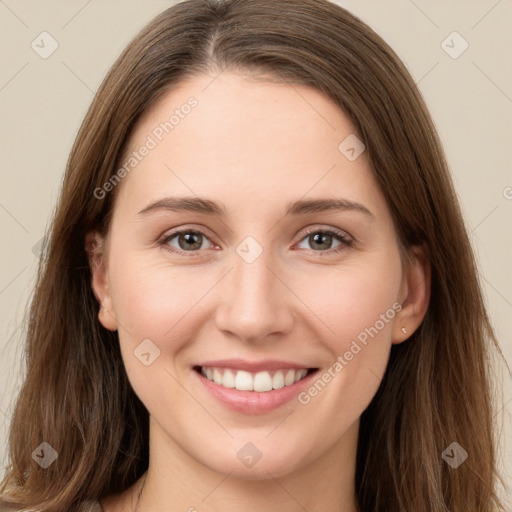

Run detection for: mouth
[[192, 361, 320, 415], [193, 365, 318, 393]]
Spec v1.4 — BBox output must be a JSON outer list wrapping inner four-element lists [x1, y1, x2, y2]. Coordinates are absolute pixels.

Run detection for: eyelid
[[293, 225, 354, 254], [158, 226, 218, 253], [158, 224, 354, 256], [299, 224, 353, 242]]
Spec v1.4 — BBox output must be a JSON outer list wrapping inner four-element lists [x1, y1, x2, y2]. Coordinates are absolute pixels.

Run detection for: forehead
[[113, 72, 387, 220]]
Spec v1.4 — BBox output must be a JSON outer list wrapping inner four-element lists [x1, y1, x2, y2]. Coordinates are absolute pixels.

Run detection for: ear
[[392, 244, 431, 344], [85, 231, 118, 331]]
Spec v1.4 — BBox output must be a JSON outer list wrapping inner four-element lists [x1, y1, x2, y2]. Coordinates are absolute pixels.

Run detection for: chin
[[199, 444, 308, 480]]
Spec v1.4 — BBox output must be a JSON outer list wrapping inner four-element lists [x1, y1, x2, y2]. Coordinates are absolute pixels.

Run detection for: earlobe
[[393, 244, 431, 344], [85, 231, 118, 331]]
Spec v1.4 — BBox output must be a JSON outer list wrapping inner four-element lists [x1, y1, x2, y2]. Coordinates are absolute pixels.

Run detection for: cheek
[[107, 252, 210, 399], [293, 271, 400, 425], [291, 255, 402, 408], [318, 262, 402, 404], [292, 257, 402, 346], [109, 256, 208, 336]]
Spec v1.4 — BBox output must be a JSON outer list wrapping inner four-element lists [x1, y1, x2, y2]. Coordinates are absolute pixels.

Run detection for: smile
[[195, 366, 315, 392], [192, 363, 320, 415]]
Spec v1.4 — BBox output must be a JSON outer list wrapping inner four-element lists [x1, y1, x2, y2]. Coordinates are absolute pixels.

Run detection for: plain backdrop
[[0, 0, 511, 504]]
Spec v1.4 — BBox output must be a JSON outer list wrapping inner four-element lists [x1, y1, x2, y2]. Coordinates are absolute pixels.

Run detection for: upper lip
[[195, 359, 317, 373]]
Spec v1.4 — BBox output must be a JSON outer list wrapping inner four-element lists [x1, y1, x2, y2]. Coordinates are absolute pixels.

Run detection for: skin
[[87, 71, 430, 512]]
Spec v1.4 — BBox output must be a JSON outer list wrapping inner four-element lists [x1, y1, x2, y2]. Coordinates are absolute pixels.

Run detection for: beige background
[[0, 0, 510, 504]]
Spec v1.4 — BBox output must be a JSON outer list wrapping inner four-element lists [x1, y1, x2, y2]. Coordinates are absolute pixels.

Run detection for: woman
[[0, 0, 507, 511]]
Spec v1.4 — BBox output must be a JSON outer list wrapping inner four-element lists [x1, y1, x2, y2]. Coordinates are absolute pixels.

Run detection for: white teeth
[[213, 368, 223, 385], [284, 369, 296, 386], [222, 369, 236, 388], [253, 371, 273, 392], [235, 370, 253, 391], [199, 366, 311, 392], [294, 369, 307, 382], [272, 371, 285, 389]]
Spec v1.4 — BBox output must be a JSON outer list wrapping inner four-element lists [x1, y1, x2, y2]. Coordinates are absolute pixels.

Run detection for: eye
[[160, 229, 215, 254], [295, 227, 353, 254], [158, 226, 353, 257]]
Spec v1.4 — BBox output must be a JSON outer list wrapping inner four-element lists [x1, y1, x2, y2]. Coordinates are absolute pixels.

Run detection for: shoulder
[[0, 499, 103, 512], [78, 499, 104, 512]]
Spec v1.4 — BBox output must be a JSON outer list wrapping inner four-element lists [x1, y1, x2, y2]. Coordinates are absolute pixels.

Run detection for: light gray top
[[0, 499, 104, 512], [78, 499, 104, 512]]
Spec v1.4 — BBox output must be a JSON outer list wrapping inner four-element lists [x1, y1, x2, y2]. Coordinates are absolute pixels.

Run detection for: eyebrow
[[137, 196, 374, 218]]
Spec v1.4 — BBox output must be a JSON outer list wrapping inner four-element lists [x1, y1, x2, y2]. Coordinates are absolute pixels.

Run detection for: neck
[[136, 416, 360, 512]]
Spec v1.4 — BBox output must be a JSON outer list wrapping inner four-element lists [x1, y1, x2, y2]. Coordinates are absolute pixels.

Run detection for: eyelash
[[158, 226, 354, 257]]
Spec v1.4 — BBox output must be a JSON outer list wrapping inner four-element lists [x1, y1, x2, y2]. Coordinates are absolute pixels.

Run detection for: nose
[[214, 244, 295, 344]]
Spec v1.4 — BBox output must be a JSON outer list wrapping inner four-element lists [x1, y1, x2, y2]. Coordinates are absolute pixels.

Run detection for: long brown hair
[[0, 1, 507, 510]]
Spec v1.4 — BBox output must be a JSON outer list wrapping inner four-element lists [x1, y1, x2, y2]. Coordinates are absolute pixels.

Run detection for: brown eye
[[162, 230, 212, 252], [296, 228, 352, 254]]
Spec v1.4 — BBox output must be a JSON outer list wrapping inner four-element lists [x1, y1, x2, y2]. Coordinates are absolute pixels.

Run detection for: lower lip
[[192, 368, 318, 415]]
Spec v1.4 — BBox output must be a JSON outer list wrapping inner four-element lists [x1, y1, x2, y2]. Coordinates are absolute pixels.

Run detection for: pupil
[[180, 232, 201, 250], [312, 233, 331, 250]]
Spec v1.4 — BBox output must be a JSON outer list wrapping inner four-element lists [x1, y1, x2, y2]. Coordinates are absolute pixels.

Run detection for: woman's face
[[90, 71, 424, 479]]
